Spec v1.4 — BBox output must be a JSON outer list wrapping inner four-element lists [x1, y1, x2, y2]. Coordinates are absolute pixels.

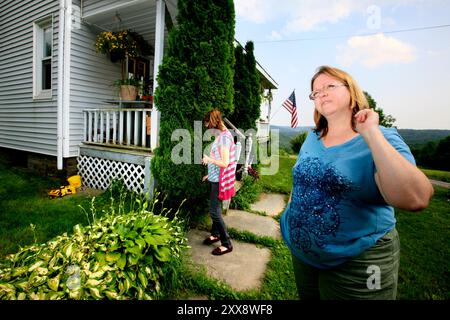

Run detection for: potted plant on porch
[[114, 77, 142, 101], [95, 30, 152, 101]]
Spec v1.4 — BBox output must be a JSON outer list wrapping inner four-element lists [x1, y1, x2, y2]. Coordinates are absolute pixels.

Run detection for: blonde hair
[[311, 66, 369, 137], [204, 109, 226, 130]]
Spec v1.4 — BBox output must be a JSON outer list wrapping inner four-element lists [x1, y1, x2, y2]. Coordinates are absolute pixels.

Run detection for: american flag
[[282, 91, 298, 128]]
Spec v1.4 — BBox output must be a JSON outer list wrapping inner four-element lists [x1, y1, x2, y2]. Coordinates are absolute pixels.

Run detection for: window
[[33, 17, 53, 99]]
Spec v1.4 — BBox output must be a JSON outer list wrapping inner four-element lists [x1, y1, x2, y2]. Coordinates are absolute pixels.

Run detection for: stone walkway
[[187, 229, 272, 292], [250, 193, 287, 217], [186, 178, 448, 294], [223, 209, 281, 240], [186, 193, 286, 292], [429, 179, 450, 189]]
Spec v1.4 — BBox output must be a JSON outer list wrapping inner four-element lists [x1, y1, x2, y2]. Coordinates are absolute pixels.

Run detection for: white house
[[0, 0, 277, 195]]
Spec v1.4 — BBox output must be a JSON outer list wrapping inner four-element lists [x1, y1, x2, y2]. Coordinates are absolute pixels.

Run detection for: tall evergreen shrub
[[229, 41, 261, 131], [151, 0, 235, 213], [229, 45, 247, 128], [244, 41, 262, 128]]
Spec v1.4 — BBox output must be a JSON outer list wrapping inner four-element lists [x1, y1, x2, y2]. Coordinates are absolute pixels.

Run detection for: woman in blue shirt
[[280, 66, 434, 299]]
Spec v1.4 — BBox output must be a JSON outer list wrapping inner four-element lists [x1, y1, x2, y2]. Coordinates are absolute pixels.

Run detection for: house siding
[[69, 0, 121, 156], [81, 0, 141, 17], [0, 0, 59, 156]]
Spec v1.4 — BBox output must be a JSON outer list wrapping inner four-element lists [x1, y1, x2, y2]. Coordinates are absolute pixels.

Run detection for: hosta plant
[[0, 199, 188, 300]]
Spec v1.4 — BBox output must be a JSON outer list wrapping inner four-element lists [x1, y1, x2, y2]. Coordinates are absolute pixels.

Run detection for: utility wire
[[255, 23, 450, 43]]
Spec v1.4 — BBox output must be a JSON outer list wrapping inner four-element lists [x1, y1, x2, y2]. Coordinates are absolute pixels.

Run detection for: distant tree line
[[411, 135, 450, 171], [290, 132, 308, 154], [288, 92, 450, 173]]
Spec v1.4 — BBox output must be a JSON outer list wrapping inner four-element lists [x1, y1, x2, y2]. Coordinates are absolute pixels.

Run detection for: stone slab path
[[186, 192, 287, 292], [187, 229, 271, 291], [250, 193, 287, 217], [429, 179, 450, 189], [223, 209, 281, 240]]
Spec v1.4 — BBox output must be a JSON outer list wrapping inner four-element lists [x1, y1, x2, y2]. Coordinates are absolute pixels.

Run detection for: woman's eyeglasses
[[309, 83, 348, 100]]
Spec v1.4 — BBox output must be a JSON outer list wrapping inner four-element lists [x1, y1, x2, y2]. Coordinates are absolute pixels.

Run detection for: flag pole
[[269, 104, 283, 121]]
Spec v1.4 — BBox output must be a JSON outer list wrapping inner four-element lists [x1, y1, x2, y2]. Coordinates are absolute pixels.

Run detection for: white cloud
[[284, 0, 358, 33], [336, 33, 416, 68], [235, 0, 444, 37], [234, 0, 276, 24], [235, 0, 364, 32]]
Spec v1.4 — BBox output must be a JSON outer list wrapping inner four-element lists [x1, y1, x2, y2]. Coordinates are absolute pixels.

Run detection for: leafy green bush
[[0, 199, 188, 300], [413, 135, 450, 171], [290, 132, 307, 154], [230, 176, 261, 211], [364, 91, 396, 127]]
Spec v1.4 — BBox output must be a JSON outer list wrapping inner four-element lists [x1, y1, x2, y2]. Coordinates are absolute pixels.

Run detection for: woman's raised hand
[[354, 109, 379, 137]]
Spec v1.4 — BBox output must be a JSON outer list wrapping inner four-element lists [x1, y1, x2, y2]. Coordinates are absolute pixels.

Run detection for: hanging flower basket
[[95, 30, 153, 63], [96, 30, 151, 101], [109, 49, 124, 63]]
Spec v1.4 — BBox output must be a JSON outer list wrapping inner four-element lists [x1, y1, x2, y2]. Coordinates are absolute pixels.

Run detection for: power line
[[255, 23, 450, 44]]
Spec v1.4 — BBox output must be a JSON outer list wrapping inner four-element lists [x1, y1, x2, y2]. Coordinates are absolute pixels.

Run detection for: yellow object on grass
[[67, 175, 82, 189], [48, 175, 82, 198]]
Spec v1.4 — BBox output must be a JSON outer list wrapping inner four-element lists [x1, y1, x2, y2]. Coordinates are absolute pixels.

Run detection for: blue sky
[[234, 0, 450, 130]]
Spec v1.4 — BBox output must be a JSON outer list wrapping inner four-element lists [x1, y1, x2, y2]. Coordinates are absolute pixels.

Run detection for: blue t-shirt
[[280, 126, 416, 269]]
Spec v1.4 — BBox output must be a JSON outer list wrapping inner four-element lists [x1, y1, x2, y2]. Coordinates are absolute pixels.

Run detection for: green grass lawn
[[1, 156, 448, 300], [0, 160, 112, 258], [396, 186, 450, 300], [259, 155, 296, 194]]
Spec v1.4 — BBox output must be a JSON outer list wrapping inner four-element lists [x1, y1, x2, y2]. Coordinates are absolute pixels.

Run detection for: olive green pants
[[292, 228, 400, 300]]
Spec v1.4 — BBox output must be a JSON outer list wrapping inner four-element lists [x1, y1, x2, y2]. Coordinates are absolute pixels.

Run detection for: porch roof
[[81, 1, 278, 90], [81, 0, 178, 50]]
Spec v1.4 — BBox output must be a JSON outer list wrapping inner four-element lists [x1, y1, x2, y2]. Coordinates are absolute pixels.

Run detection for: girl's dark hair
[[204, 109, 225, 130]]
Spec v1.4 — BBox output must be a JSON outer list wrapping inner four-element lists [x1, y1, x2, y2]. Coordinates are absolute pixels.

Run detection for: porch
[[82, 107, 152, 151], [78, 108, 255, 196], [76, 0, 172, 195], [75, 1, 276, 196], [78, 107, 153, 195]]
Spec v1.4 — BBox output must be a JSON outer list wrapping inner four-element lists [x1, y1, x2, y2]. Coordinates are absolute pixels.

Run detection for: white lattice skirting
[[78, 155, 147, 194]]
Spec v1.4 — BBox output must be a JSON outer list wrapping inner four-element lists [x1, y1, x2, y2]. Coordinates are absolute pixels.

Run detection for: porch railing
[[83, 108, 152, 151]]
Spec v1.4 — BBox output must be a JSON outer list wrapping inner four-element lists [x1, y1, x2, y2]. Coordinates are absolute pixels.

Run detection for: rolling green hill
[[396, 129, 450, 149], [270, 125, 450, 153]]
